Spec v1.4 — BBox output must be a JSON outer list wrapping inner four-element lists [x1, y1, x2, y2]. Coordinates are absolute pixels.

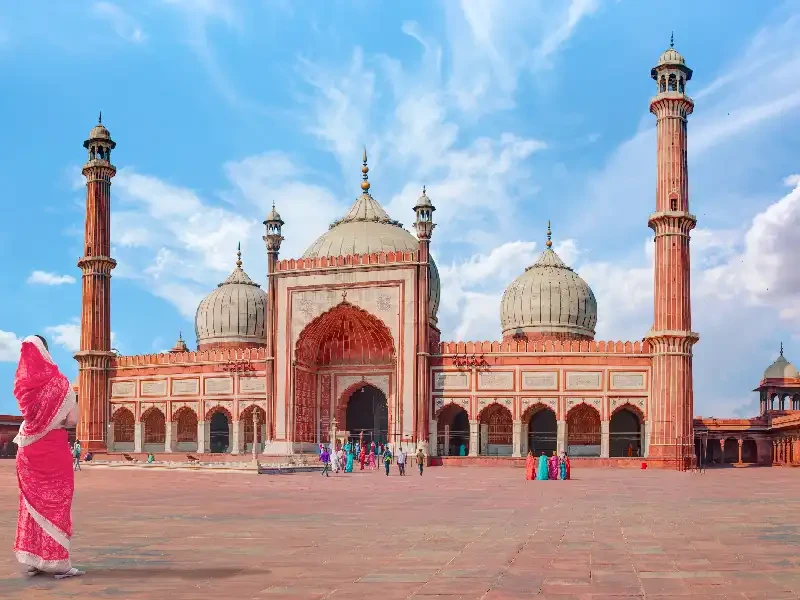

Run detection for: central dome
[[302, 156, 440, 321], [500, 225, 597, 340]]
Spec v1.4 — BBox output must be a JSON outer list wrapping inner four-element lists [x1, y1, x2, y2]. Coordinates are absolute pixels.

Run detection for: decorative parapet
[[275, 249, 419, 272], [436, 339, 651, 355], [112, 346, 268, 367]]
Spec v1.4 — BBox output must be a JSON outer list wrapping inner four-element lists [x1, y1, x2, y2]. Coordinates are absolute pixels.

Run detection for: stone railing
[[275, 249, 419, 272], [436, 339, 651, 355]]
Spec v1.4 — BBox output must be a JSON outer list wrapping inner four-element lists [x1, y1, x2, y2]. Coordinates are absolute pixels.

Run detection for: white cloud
[[44, 319, 118, 354], [0, 330, 22, 362], [91, 2, 146, 43], [27, 271, 76, 286]]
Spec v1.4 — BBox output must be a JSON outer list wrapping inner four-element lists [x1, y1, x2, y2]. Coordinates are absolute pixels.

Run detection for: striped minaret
[[645, 36, 699, 469], [75, 114, 117, 452]]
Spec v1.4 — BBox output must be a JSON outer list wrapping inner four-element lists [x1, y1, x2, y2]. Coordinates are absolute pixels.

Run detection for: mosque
[[72, 42, 800, 469]]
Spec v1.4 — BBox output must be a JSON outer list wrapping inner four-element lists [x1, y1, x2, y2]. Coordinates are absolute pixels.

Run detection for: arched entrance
[[173, 407, 198, 452], [609, 407, 642, 457], [723, 438, 739, 463], [479, 403, 512, 456], [142, 407, 166, 452], [295, 298, 396, 450], [112, 407, 135, 452], [209, 411, 230, 453], [436, 403, 469, 456], [567, 403, 600, 457], [526, 406, 557, 457], [344, 384, 388, 446], [742, 438, 758, 463]]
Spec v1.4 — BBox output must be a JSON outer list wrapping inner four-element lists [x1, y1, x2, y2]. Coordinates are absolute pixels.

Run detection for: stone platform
[[1, 462, 799, 599]]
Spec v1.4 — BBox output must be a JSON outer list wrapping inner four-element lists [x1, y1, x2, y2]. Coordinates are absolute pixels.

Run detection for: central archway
[[526, 405, 557, 457], [209, 411, 230, 453], [294, 299, 396, 447], [344, 384, 388, 446]]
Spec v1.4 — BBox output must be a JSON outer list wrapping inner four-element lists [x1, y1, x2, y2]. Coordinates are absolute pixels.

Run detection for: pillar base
[[82, 440, 108, 452], [646, 444, 695, 469]]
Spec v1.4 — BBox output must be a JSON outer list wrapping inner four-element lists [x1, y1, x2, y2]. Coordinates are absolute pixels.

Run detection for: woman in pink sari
[[13, 335, 83, 579]]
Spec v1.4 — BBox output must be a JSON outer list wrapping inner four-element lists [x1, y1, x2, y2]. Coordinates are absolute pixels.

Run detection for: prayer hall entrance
[[610, 407, 643, 457], [527, 407, 557, 456], [345, 384, 388, 446], [436, 404, 469, 456], [209, 411, 230, 453]]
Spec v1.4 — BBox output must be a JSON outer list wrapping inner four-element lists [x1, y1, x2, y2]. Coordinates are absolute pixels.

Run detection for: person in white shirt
[[396, 447, 406, 475]]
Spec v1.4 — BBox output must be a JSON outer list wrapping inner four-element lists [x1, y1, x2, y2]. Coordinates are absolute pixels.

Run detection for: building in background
[[74, 42, 701, 468]]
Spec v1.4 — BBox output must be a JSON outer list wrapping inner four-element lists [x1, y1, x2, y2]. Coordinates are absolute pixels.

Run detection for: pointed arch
[[478, 403, 513, 446], [295, 300, 395, 366], [141, 407, 166, 445], [173, 407, 198, 443], [112, 407, 135, 444], [520, 402, 556, 423]]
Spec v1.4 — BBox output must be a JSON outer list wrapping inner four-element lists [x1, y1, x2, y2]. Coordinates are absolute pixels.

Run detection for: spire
[[780, 341, 784, 357], [361, 147, 370, 193], [545, 220, 552, 248], [236, 242, 242, 268], [422, 185, 426, 195], [98, 111, 102, 124], [670, 31, 674, 48]]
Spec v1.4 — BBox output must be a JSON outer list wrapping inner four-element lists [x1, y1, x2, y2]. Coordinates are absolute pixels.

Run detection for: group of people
[[525, 450, 571, 480], [318, 441, 425, 477]]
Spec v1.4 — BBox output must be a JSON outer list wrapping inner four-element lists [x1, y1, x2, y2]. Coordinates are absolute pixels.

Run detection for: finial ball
[[361, 180, 370, 191]]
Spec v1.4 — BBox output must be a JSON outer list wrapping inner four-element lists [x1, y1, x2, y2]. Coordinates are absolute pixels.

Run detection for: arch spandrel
[[291, 287, 400, 354], [434, 398, 470, 419], [294, 300, 396, 367]]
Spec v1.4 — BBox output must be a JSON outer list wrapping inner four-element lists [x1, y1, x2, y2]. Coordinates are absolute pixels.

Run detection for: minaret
[[75, 114, 117, 451], [645, 36, 699, 469], [263, 201, 284, 444], [413, 184, 435, 451]]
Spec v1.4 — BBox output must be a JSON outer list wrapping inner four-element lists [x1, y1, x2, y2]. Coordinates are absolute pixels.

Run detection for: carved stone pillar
[[469, 420, 479, 457], [231, 420, 240, 455], [521, 423, 529, 456], [600, 421, 610, 458], [480, 423, 489, 455], [197, 420, 206, 454], [164, 420, 173, 453], [512, 420, 522, 458], [557, 419, 567, 454], [737, 438, 743, 464], [134, 421, 143, 453], [252, 413, 260, 462], [107, 422, 115, 452], [429, 419, 438, 457], [719, 438, 725, 464]]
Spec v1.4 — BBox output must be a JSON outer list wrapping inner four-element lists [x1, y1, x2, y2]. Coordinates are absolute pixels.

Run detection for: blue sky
[[1, 0, 799, 418]]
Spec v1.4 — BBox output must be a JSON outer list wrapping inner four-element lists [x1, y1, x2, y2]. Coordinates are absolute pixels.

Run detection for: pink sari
[[13, 337, 79, 574]]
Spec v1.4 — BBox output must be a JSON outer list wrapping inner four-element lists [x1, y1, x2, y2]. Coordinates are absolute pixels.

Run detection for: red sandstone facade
[[74, 44, 705, 467]]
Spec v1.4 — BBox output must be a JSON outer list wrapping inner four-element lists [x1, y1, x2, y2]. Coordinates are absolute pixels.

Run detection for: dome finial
[[361, 147, 370, 193], [98, 111, 102, 124], [670, 32, 674, 48], [545, 220, 552, 248], [236, 242, 242, 268], [422, 185, 426, 195], [780, 341, 784, 357]]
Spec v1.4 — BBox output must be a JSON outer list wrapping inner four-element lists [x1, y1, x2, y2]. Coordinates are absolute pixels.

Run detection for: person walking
[[397, 447, 406, 476], [320, 446, 330, 477], [72, 440, 82, 472], [382, 445, 392, 476], [13, 335, 84, 579], [416, 447, 425, 476]]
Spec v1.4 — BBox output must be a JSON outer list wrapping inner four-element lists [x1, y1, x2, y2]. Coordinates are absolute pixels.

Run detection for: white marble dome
[[763, 349, 800, 380], [195, 250, 267, 348], [500, 238, 597, 339], [302, 188, 440, 321]]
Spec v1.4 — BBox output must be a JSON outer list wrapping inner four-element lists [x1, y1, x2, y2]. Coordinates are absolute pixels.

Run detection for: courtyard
[[0, 462, 799, 599]]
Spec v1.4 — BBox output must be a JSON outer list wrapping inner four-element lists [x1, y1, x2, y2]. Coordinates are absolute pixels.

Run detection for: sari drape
[[536, 455, 548, 480], [565, 456, 571, 480], [559, 458, 567, 480], [13, 337, 78, 573], [525, 453, 535, 480], [548, 455, 559, 480]]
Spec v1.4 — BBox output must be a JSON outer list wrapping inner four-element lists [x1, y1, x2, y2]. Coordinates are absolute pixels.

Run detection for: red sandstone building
[[68, 42, 715, 469]]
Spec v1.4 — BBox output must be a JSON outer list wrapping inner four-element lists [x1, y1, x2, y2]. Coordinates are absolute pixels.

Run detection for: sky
[[1, 0, 799, 418]]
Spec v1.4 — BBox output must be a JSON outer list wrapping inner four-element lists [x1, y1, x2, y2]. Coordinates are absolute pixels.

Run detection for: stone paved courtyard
[[1, 461, 799, 599]]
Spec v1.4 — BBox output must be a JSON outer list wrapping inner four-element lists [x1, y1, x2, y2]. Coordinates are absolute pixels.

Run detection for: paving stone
[[2, 462, 800, 599]]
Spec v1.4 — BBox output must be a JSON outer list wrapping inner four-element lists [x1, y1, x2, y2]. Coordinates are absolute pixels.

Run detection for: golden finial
[[545, 220, 552, 248], [236, 242, 242, 268], [342, 289, 348, 302], [361, 147, 370, 193]]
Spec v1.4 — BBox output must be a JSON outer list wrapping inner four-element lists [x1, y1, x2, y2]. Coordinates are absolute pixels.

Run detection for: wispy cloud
[[27, 271, 76, 286], [0, 330, 22, 362], [91, 2, 146, 43], [44, 318, 117, 354]]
